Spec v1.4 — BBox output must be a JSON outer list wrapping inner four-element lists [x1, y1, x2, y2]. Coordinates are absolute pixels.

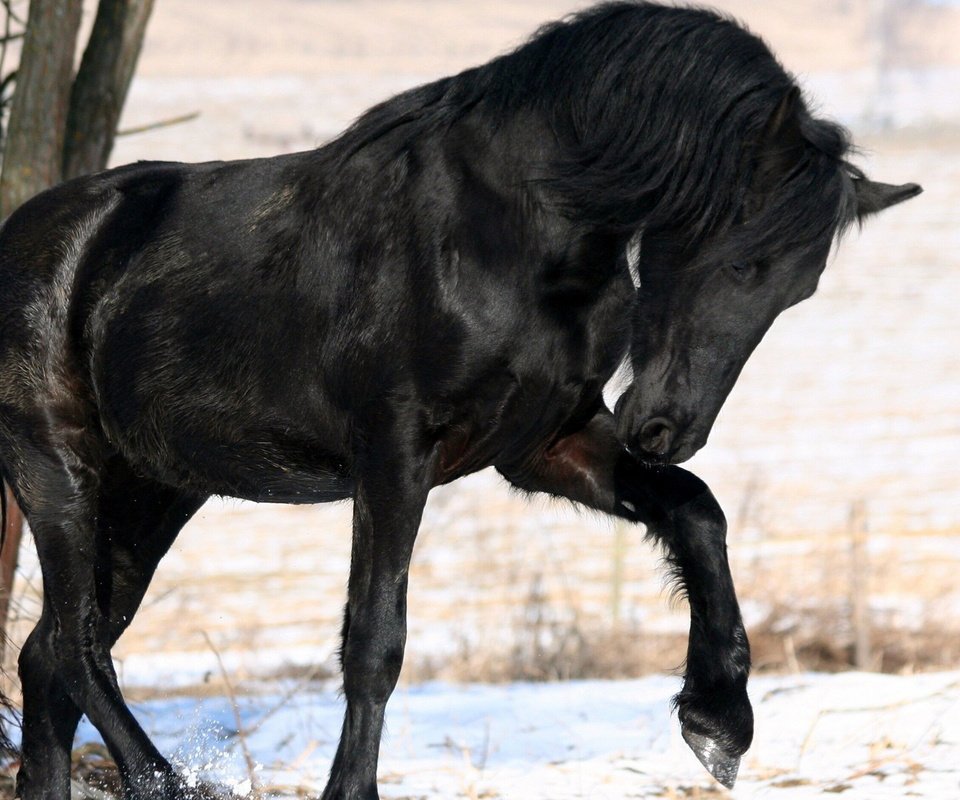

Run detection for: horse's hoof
[[680, 727, 741, 789]]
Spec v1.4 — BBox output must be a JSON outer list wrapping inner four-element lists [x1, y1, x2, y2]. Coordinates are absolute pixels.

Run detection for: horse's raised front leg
[[498, 408, 752, 788], [322, 438, 433, 800]]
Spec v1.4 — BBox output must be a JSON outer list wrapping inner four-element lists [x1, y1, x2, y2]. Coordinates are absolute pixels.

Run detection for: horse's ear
[[855, 178, 923, 219], [764, 86, 802, 146], [750, 88, 804, 199]]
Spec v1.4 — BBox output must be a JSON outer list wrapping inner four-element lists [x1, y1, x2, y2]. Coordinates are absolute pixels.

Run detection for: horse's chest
[[433, 374, 583, 484], [433, 291, 629, 482]]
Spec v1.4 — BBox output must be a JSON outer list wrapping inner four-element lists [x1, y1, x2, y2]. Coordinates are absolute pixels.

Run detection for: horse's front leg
[[322, 438, 434, 800], [498, 409, 752, 788]]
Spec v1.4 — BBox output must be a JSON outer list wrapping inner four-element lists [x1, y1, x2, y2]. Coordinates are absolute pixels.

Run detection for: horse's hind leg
[[13, 450, 204, 800], [498, 409, 752, 788]]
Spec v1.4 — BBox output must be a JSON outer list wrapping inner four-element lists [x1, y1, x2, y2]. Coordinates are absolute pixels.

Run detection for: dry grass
[[403, 584, 960, 685], [416, 622, 960, 686], [749, 609, 960, 676]]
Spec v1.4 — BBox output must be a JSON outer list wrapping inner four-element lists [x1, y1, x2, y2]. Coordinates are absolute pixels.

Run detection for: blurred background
[[4, 0, 959, 693]]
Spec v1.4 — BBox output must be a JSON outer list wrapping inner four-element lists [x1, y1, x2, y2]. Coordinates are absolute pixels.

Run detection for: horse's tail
[[0, 457, 8, 598], [0, 470, 17, 758]]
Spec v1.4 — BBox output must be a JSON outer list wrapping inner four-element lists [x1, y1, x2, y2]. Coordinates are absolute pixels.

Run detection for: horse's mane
[[328, 1, 859, 246]]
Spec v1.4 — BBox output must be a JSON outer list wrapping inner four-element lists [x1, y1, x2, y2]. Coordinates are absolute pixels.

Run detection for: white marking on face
[[625, 231, 642, 288]]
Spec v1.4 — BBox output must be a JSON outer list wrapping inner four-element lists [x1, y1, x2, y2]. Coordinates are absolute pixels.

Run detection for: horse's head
[[614, 90, 921, 464]]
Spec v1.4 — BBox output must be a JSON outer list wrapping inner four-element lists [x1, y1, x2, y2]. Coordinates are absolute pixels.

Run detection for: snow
[[70, 671, 960, 798]]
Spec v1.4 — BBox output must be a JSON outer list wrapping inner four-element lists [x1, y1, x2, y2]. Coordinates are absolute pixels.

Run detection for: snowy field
[[74, 671, 960, 799]]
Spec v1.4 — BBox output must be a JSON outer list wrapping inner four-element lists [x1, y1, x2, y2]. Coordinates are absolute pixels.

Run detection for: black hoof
[[675, 679, 753, 789], [681, 727, 741, 789]]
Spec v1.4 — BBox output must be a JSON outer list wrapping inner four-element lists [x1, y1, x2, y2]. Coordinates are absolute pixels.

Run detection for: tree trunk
[[0, 0, 82, 218], [0, 0, 83, 662], [63, 0, 155, 180]]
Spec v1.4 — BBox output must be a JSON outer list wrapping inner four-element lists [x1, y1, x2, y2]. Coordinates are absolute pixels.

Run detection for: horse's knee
[[343, 640, 405, 703], [679, 496, 727, 551], [640, 470, 728, 560], [669, 471, 726, 533], [342, 617, 405, 703], [654, 478, 725, 560]]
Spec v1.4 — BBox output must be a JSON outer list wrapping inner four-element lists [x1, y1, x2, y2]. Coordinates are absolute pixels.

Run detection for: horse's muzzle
[[614, 389, 704, 464]]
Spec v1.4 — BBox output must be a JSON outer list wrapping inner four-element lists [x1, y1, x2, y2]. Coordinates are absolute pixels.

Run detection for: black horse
[[0, 3, 918, 798]]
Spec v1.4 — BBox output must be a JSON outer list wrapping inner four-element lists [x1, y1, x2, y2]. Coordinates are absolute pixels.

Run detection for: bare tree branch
[[117, 110, 199, 137]]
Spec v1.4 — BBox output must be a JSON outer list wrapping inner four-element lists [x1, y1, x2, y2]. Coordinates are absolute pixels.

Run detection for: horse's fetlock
[[686, 630, 751, 693], [120, 760, 185, 800], [321, 769, 380, 800]]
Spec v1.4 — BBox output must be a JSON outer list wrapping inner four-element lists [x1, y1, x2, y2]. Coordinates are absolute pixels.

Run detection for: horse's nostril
[[638, 416, 677, 456]]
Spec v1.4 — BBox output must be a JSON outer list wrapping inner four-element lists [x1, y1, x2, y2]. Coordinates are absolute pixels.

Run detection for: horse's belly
[[193, 446, 355, 504], [119, 422, 356, 503]]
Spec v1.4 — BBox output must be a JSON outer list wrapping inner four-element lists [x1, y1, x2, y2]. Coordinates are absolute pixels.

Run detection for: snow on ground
[[75, 671, 960, 799]]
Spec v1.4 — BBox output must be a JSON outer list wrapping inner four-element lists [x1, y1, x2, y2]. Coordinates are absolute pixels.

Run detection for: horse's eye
[[729, 261, 758, 283]]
